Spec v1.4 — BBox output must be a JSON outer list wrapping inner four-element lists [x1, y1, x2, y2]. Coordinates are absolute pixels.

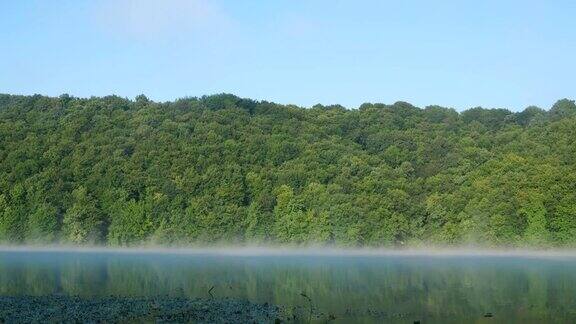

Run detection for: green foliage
[[27, 202, 59, 243], [0, 93, 575, 246], [519, 192, 550, 246], [62, 187, 105, 244], [549, 99, 576, 120]]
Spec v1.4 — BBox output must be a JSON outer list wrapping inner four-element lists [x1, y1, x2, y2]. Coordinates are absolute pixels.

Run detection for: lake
[[1, 248, 576, 323]]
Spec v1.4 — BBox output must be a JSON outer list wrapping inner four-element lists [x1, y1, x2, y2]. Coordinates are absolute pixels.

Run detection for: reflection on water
[[1, 250, 576, 323]]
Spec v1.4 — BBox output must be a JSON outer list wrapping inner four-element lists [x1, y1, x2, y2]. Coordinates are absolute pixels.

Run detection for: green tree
[[27, 202, 59, 242], [63, 187, 104, 244], [1, 93, 575, 247]]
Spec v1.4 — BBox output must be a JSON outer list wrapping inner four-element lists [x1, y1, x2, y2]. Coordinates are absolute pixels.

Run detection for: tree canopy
[[1, 93, 575, 247]]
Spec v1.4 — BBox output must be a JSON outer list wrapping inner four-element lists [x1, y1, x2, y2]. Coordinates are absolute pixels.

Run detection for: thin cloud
[[94, 0, 232, 41], [280, 16, 322, 38]]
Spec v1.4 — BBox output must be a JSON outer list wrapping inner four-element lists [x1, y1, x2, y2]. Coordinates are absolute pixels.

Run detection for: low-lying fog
[[2, 245, 576, 259]]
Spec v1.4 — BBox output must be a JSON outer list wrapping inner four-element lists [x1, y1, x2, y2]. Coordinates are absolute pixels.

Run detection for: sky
[[1, 0, 575, 111]]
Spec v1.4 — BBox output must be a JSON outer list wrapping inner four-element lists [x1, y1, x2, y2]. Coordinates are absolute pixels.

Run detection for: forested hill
[[1, 94, 575, 247]]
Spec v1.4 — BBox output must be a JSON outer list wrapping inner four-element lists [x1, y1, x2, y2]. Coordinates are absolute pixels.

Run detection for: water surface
[[1, 249, 576, 323]]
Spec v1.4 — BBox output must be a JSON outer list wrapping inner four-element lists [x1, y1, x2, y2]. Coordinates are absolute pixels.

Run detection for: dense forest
[[1, 93, 575, 247]]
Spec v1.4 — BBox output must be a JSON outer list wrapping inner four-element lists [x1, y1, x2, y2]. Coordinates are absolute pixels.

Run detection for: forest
[[0, 93, 575, 247]]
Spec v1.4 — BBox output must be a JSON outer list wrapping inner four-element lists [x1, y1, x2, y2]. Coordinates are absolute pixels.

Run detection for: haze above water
[[1, 248, 576, 323]]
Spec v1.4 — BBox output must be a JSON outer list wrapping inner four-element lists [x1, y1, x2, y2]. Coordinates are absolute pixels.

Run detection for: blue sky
[[1, 0, 574, 111]]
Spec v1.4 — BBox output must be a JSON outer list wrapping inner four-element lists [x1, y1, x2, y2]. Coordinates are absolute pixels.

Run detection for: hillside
[[1, 93, 575, 246]]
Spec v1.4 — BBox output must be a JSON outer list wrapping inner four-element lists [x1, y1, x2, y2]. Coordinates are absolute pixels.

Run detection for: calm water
[[1, 249, 576, 323]]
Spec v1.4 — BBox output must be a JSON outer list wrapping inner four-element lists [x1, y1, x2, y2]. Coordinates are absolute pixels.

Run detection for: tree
[[519, 192, 550, 246], [1, 93, 575, 247], [27, 202, 59, 242], [549, 99, 576, 119], [63, 187, 105, 244]]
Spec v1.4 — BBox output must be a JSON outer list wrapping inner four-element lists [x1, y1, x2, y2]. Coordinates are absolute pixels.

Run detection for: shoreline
[[0, 295, 283, 323], [2, 245, 576, 259]]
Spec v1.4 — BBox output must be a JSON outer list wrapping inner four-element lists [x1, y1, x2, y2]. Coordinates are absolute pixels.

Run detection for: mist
[[2, 245, 576, 260]]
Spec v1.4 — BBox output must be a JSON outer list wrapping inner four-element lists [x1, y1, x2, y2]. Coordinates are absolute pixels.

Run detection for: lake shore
[[0, 295, 283, 323]]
